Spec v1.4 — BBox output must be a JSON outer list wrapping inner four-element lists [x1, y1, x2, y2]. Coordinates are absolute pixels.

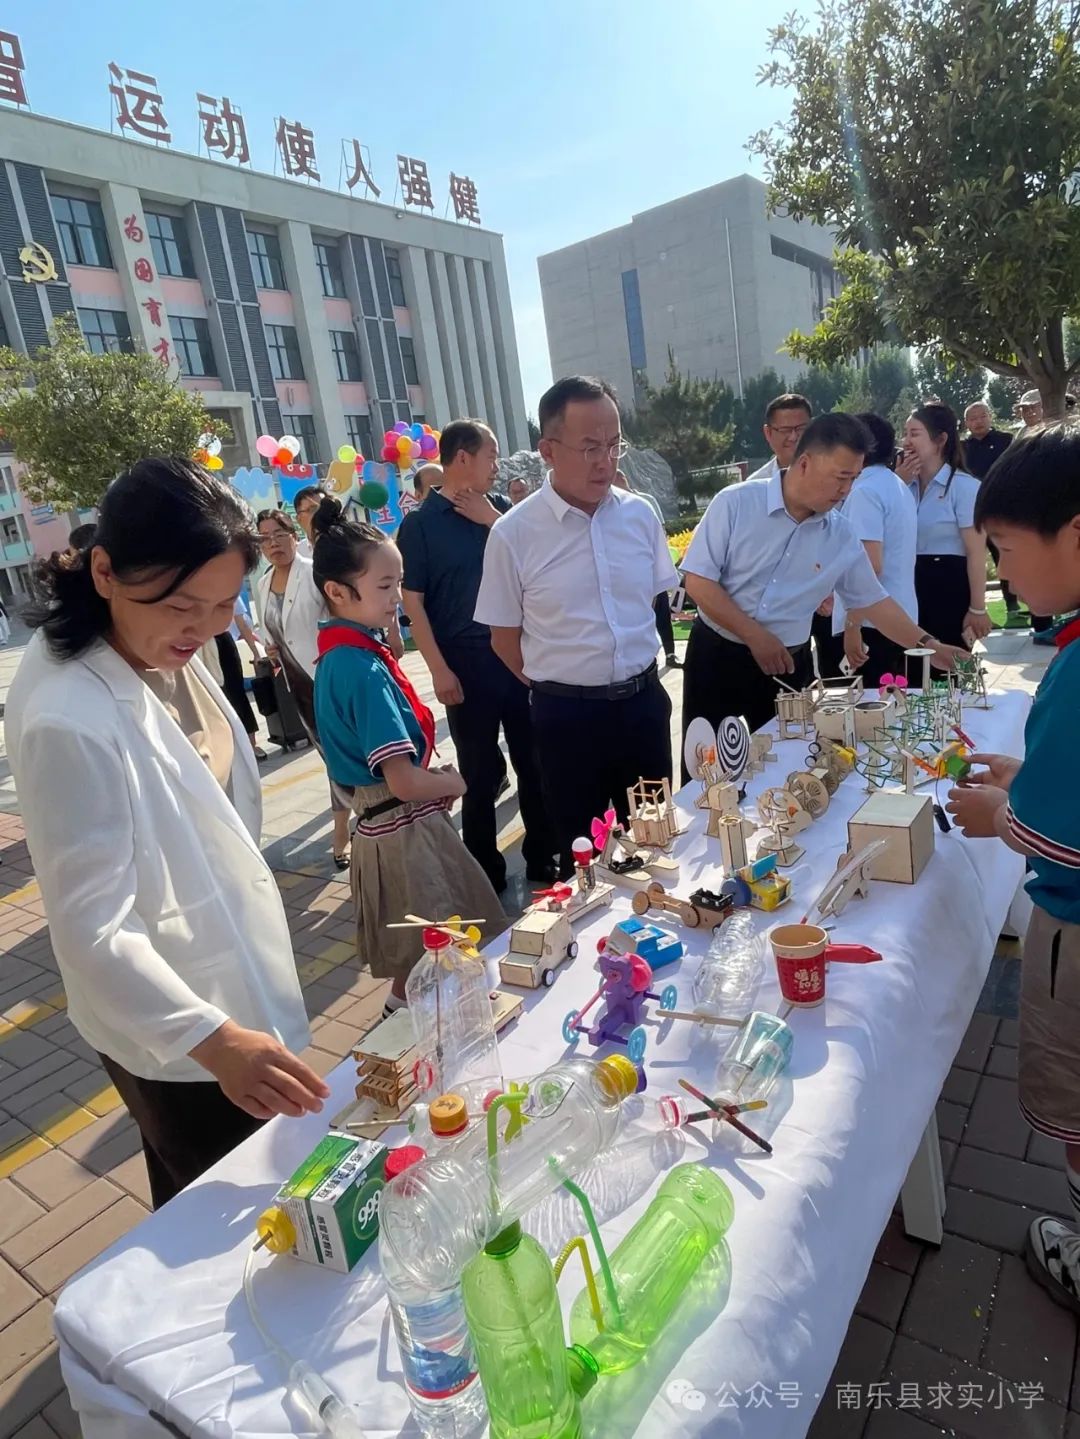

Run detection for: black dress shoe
[[665, 653, 683, 669], [525, 862, 559, 885]]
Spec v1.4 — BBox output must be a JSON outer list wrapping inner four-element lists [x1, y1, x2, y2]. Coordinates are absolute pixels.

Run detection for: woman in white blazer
[[254, 509, 353, 867], [7, 458, 329, 1208]]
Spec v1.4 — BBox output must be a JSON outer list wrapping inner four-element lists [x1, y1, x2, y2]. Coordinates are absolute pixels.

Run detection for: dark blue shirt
[[964, 428, 1012, 481], [398, 488, 510, 648]]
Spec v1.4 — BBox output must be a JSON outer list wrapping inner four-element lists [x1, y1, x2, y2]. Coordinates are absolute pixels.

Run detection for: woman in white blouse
[[7, 459, 328, 1208], [901, 403, 990, 650]]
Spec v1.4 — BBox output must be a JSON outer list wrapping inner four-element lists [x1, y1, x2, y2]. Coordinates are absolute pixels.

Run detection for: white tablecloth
[[54, 692, 1030, 1439]]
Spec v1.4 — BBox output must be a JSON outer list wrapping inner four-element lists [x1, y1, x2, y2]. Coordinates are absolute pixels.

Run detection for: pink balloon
[[255, 434, 278, 459], [383, 431, 398, 447], [409, 440, 422, 459], [381, 445, 399, 462]]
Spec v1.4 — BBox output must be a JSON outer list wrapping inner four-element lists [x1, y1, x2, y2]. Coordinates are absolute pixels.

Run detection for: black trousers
[[215, 632, 258, 737], [857, 629, 909, 688], [986, 538, 1017, 612], [681, 620, 812, 784], [654, 592, 676, 659], [811, 608, 845, 679], [915, 553, 971, 650], [442, 640, 556, 889], [530, 672, 672, 875], [100, 1053, 264, 1209]]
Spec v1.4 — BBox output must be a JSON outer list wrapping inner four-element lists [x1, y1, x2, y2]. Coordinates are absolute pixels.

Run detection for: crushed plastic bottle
[[691, 911, 765, 1018]]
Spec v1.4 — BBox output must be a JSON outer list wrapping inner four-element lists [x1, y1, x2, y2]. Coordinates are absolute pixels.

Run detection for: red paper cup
[[770, 922, 829, 1008]]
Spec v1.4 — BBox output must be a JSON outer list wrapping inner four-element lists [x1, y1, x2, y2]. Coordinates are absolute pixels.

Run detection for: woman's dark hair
[[910, 403, 965, 493], [854, 412, 896, 468], [30, 457, 258, 661], [255, 508, 298, 535], [975, 425, 1080, 537], [310, 495, 389, 599], [291, 485, 324, 512]]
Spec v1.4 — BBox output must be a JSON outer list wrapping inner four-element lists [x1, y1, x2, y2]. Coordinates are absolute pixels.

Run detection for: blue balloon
[[362, 460, 379, 481], [410, 422, 424, 440]]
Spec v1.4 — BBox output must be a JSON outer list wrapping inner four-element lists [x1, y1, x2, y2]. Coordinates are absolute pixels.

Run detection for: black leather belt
[[532, 661, 658, 701], [356, 795, 403, 822]]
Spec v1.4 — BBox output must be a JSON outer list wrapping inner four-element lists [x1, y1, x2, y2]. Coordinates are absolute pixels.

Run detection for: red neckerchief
[[1055, 615, 1080, 651], [317, 624, 436, 765]]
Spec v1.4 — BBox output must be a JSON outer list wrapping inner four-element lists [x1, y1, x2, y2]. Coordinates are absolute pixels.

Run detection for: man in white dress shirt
[[747, 392, 813, 481], [475, 375, 678, 871], [679, 412, 965, 778]]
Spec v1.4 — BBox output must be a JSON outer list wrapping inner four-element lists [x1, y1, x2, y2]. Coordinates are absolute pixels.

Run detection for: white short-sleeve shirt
[[833, 464, 919, 633], [474, 478, 678, 685], [910, 465, 979, 556], [681, 470, 887, 648]]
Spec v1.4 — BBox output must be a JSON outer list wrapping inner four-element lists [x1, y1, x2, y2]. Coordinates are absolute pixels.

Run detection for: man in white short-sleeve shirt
[[475, 375, 677, 872], [679, 412, 965, 775]]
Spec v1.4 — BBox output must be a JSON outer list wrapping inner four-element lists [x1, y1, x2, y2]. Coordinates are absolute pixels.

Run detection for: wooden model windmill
[[684, 716, 752, 840]]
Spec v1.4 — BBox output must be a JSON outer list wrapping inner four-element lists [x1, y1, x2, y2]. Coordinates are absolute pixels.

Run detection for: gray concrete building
[[538, 174, 838, 404], [0, 109, 528, 483]]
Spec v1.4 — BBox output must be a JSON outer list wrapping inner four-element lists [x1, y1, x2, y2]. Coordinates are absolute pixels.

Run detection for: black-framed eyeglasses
[[549, 437, 629, 465]]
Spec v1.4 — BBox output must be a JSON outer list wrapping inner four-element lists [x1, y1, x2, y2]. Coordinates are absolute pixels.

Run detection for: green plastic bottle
[[462, 1222, 597, 1439], [568, 1164, 734, 1374]]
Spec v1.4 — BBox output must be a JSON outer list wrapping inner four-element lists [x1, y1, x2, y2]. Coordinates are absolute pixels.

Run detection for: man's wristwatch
[[916, 632, 938, 649]]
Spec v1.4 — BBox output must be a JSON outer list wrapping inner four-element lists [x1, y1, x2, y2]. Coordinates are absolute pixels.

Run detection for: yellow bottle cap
[[429, 1092, 468, 1137], [255, 1205, 296, 1254], [596, 1053, 639, 1102]]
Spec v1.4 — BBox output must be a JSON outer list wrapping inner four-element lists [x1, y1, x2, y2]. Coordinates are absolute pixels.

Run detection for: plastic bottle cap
[[423, 927, 453, 951], [255, 1204, 296, 1254], [483, 1221, 522, 1256], [596, 1053, 640, 1102], [566, 1344, 600, 1399], [384, 1145, 426, 1181], [429, 1093, 468, 1137]]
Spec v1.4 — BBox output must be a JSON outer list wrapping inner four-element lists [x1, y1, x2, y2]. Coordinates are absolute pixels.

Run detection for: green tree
[[0, 316, 230, 510], [857, 347, 916, 418], [792, 360, 855, 415], [987, 373, 1025, 420], [912, 349, 987, 415], [624, 350, 734, 505], [751, 0, 1080, 415], [731, 366, 787, 460], [526, 414, 540, 450]]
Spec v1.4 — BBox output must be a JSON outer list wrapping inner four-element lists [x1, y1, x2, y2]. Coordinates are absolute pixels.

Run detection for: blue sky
[[14, 0, 801, 417]]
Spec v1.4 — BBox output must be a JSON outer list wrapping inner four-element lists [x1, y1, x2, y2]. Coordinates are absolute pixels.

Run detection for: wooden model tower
[[627, 778, 679, 850]]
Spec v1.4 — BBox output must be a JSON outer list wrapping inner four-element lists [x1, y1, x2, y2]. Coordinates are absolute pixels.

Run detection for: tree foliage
[[751, 0, 1080, 414], [0, 316, 230, 510], [624, 350, 734, 502], [913, 348, 987, 414], [730, 367, 787, 460]]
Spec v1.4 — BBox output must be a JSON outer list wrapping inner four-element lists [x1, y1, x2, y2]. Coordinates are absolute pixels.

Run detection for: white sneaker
[[1026, 1216, 1080, 1313]]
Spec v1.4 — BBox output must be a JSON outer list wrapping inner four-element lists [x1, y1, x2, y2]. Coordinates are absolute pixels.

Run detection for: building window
[[398, 336, 420, 387], [384, 246, 407, 307], [345, 414, 373, 458], [621, 269, 647, 373], [169, 315, 217, 377], [314, 240, 345, 298], [51, 193, 113, 268], [330, 329, 362, 382], [770, 235, 839, 321], [78, 308, 133, 355], [281, 414, 318, 461], [145, 211, 195, 278], [247, 227, 286, 290], [265, 323, 304, 380]]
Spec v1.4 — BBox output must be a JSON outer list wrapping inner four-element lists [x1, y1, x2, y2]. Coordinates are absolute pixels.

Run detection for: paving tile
[[56, 1108, 132, 1165], [17, 1093, 98, 1146], [810, 1315, 894, 1439], [954, 1013, 999, 1073], [0, 1253, 38, 1326], [10, 1147, 97, 1207], [857, 1260, 913, 1329], [308, 1018, 361, 1057], [0, 1348, 66, 1439], [29, 1013, 76, 1044], [25, 1195, 147, 1292], [941, 1067, 980, 1107], [1027, 1131, 1065, 1171], [10, 1417, 58, 1439], [298, 1045, 343, 1079], [964, 1075, 1032, 1160], [899, 1233, 999, 1362], [874, 1213, 926, 1276], [983, 1254, 1076, 1405], [41, 1390, 79, 1439], [2, 1062, 96, 1119], [936, 1099, 967, 1145], [945, 1185, 1045, 1255], [302, 980, 342, 1019], [106, 1152, 151, 1207], [952, 1146, 1072, 1216], [80, 1124, 143, 1178], [986, 1044, 1019, 1080], [0, 1300, 55, 1384], [940, 1139, 958, 1184], [318, 963, 370, 995], [863, 1411, 949, 1437], [997, 1018, 1019, 1048], [60, 1073, 122, 1117], [0, 1052, 73, 1106], [0, 1178, 44, 1241], [885, 1335, 1066, 1439], [0, 1030, 58, 1073], [1, 1176, 121, 1266]]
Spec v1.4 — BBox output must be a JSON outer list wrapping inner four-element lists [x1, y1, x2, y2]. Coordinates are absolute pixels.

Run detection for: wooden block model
[[352, 1007, 417, 1113], [847, 790, 934, 884], [853, 697, 896, 743]]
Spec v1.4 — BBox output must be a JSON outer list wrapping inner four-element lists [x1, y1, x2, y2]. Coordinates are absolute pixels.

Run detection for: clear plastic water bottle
[[380, 1154, 488, 1439], [379, 1055, 650, 1293], [691, 911, 764, 1018], [406, 927, 504, 1112]]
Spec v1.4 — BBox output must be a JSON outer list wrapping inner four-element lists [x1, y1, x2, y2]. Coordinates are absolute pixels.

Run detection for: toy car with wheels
[[632, 881, 736, 932], [598, 915, 684, 971], [562, 951, 678, 1061], [499, 907, 579, 990]]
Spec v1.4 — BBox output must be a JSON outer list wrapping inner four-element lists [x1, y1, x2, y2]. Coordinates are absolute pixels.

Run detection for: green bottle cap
[[565, 1344, 599, 1398], [484, 1221, 523, 1256]]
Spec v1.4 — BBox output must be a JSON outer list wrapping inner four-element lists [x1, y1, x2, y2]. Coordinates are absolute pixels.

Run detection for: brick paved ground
[[0, 616, 1072, 1438]]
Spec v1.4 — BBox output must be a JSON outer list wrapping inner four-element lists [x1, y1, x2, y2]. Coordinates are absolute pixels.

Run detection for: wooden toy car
[[598, 915, 684, 971], [631, 880, 735, 930], [499, 908, 579, 989]]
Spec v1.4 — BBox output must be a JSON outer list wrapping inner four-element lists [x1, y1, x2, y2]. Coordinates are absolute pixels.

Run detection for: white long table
[[54, 692, 1029, 1439]]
